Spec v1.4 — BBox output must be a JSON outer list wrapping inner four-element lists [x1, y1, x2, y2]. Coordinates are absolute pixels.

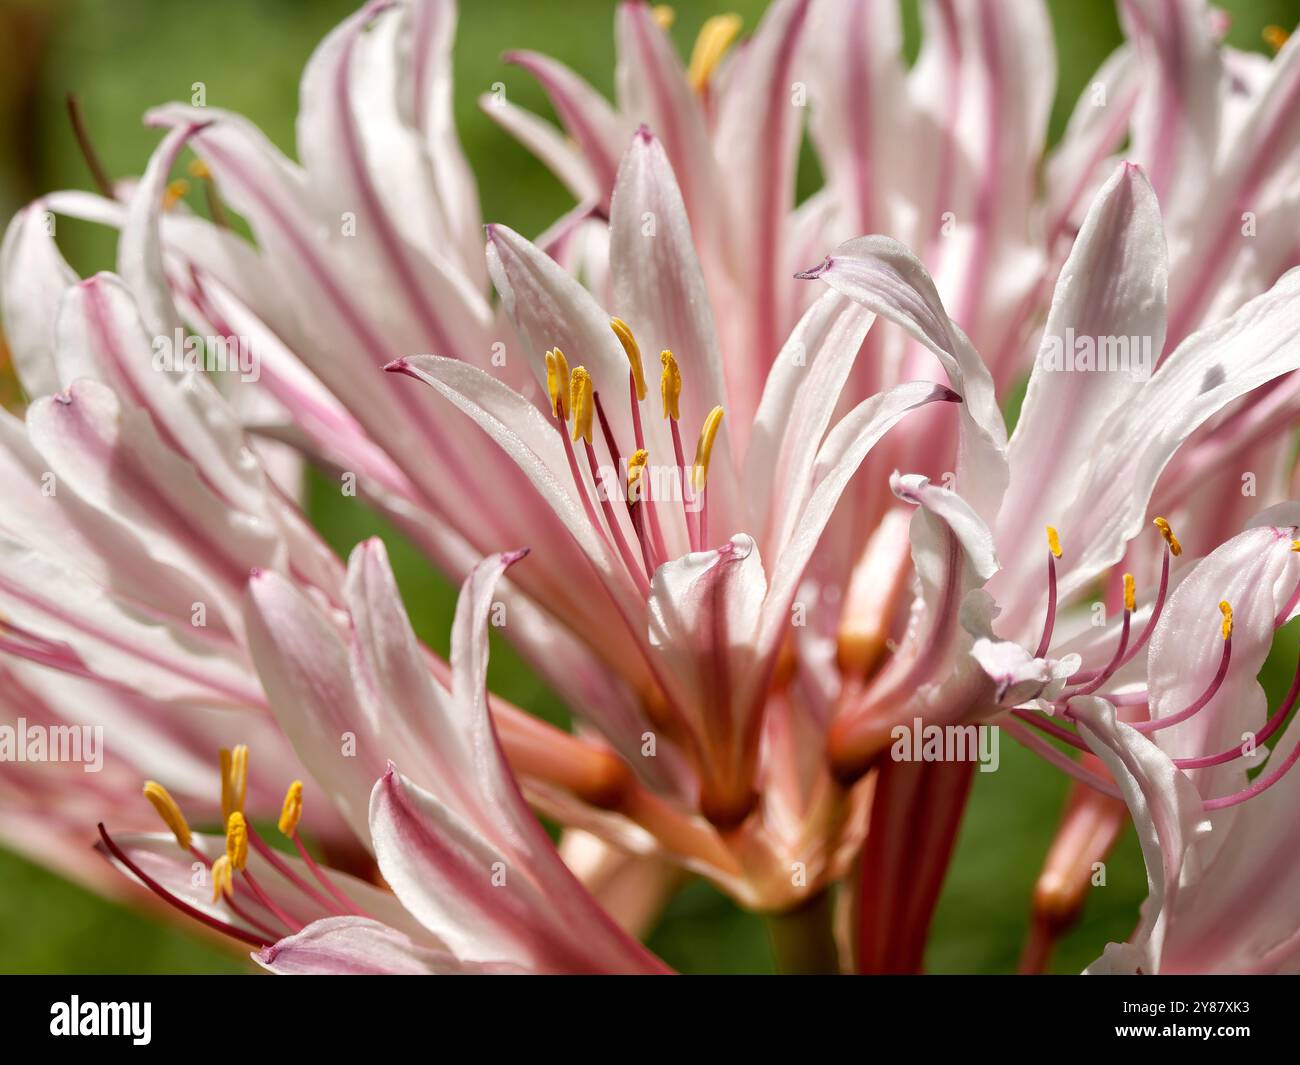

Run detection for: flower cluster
[[3, 0, 1300, 974]]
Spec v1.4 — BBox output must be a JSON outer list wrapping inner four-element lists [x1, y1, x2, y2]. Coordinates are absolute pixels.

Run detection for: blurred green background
[[0, 0, 1296, 974]]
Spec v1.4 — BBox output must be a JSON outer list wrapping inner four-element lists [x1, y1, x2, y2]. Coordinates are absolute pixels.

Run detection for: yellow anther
[[688, 13, 743, 92], [225, 810, 249, 871], [1291, 539, 1300, 553], [660, 350, 681, 421], [1220, 600, 1234, 641], [570, 366, 594, 444], [278, 780, 304, 837], [652, 5, 675, 30], [142, 781, 191, 850], [627, 448, 649, 502], [163, 179, 190, 210], [1123, 573, 1135, 613], [186, 159, 212, 180], [1264, 25, 1291, 53], [610, 317, 648, 401], [1046, 526, 1062, 559], [545, 348, 571, 419], [211, 854, 234, 902], [220, 745, 248, 820], [1153, 516, 1182, 556], [692, 406, 725, 491]]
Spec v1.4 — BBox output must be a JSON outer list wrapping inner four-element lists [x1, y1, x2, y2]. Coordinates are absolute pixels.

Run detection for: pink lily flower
[[1054, 508, 1300, 974], [798, 157, 1300, 968], [4, 0, 1300, 971], [0, 124, 626, 895], [98, 548, 669, 974], [0, 135, 360, 880]]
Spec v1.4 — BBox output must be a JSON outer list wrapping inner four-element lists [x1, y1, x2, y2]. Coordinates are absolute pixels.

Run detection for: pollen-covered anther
[[627, 448, 649, 503], [545, 348, 571, 419], [163, 179, 189, 210], [610, 318, 648, 401], [651, 4, 675, 30], [688, 13, 743, 92], [569, 366, 594, 444], [1264, 25, 1291, 53], [660, 350, 681, 421], [210, 854, 234, 902], [692, 407, 725, 491], [225, 810, 249, 872], [278, 780, 304, 837], [1046, 525, 1062, 559], [1220, 600, 1234, 641], [1123, 573, 1135, 613], [220, 745, 248, 820], [142, 781, 191, 850], [1153, 516, 1182, 556]]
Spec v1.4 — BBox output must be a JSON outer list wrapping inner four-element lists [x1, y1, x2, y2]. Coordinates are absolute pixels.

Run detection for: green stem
[[765, 889, 840, 975]]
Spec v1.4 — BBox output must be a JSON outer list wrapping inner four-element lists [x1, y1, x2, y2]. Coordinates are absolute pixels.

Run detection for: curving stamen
[[107, 758, 374, 948], [1264, 24, 1291, 53], [1046, 525, 1063, 560], [614, 321, 650, 459], [570, 366, 595, 444], [1012, 708, 1090, 752], [610, 318, 647, 402], [65, 93, 115, 199], [691, 407, 724, 551], [187, 158, 230, 228], [139, 786, 284, 940], [1177, 645, 1300, 770], [627, 449, 649, 505], [1202, 730, 1300, 810], [1070, 575, 1134, 697], [142, 781, 191, 850], [661, 350, 696, 548], [1274, 539, 1300, 627], [278, 780, 303, 837], [266, 781, 368, 917], [1071, 522, 1177, 686], [626, 449, 657, 580], [1034, 527, 1061, 659], [1133, 607, 1232, 734], [1153, 515, 1182, 556], [687, 13, 744, 93], [220, 745, 248, 821], [226, 811, 300, 933], [576, 378, 649, 593], [211, 854, 234, 902], [691, 407, 725, 494], [549, 378, 604, 537], [1000, 721, 1121, 799], [1119, 537, 1172, 667], [163, 178, 190, 211], [545, 347, 571, 419], [226, 811, 249, 871], [97, 823, 267, 949], [660, 350, 681, 421]]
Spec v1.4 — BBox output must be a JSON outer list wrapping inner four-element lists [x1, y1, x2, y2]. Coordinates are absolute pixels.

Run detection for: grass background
[[0, 0, 1295, 973]]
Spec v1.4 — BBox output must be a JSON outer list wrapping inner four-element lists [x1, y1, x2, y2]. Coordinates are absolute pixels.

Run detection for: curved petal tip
[[794, 255, 833, 280]]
